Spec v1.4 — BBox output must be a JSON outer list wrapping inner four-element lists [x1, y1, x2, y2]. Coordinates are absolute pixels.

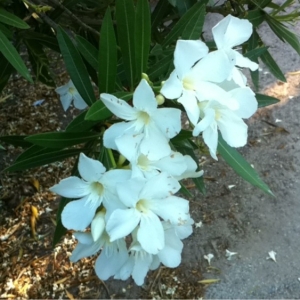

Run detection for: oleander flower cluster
[[50, 15, 259, 286]]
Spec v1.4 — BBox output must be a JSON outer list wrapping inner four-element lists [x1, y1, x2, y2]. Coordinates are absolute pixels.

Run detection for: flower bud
[[91, 209, 106, 241], [156, 94, 165, 105]]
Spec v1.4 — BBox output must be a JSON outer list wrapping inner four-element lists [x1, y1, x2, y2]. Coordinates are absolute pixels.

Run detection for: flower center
[[91, 182, 104, 196], [182, 77, 194, 90], [136, 199, 149, 213], [68, 87, 76, 95], [215, 109, 222, 121], [137, 111, 151, 125], [137, 154, 150, 170]]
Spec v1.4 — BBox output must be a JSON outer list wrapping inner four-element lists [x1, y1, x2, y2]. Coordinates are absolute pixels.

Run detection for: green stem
[[107, 148, 117, 169]]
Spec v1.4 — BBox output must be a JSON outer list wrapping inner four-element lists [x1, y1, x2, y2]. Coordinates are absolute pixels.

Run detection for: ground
[[1, 2, 300, 298]]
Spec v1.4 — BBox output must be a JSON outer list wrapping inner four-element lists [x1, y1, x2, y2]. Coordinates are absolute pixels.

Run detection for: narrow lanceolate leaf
[[181, 2, 206, 40], [265, 14, 300, 55], [25, 132, 101, 148], [99, 7, 117, 93], [135, 0, 151, 81], [162, 1, 208, 47], [0, 135, 31, 148], [5, 148, 83, 172], [66, 111, 99, 132], [147, 52, 173, 80], [256, 93, 280, 108], [0, 31, 32, 82], [151, 0, 171, 32], [76, 35, 98, 69], [56, 27, 96, 106], [0, 8, 29, 29], [217, 135, 273, 196], [247, 29, 260, 90], [116, 0, 136, 90], [247, 9, 265, 27], [85, 101, 112, 121], [260, 49, 286, 82]]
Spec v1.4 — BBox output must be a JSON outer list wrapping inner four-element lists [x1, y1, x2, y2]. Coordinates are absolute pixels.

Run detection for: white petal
[[175, 155, 203, 180], [73, 93, 87, 110], [78, 153, 106, 182], [59, 93, 73, 111], [202, 123, 219, 160], [192, 50, 234, 83], [100, 169, 132, 193], [141, 172, 180, 199], [154, 152, 187, 176], [193, 108, 215, 135], [95, 240, 128, 280], [150, 255, 160, 270], [140, 123, 171, 160], [160, 70, 183, 99], [101, 93, 137, 120], [217, 110, 248, 147], [231, 67, 248, 87], [70, 238, 102, 262], [178, 90, 200, 125], [151, 196, 189, 225], [174, 217, 194, 239], [116, 177, 145, 207], [115, 132, 144, 161], [50, 176, 90, 198], [174, 40, 208, 79], [213, 15, 253, 49], [229, 87, 257, 119], [132, 251, 153, 286], [103, 121, 134, 150], [91, 211, 106, 241], [114, 255, 134, 281], [73, 232, 94, 244], [138, 212, 164, 254], [133, 79, 157, 112], [152, 107, 181, 139], [158, 230, 183, 267], [234, 51, 258, 71], [62, 197, 97, 230], [106, 208, 140, 241], [55, 84, 69, 95]]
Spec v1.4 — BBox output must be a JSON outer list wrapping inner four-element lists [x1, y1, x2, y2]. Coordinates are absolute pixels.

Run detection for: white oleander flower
[[101, 79, 181, 160], [212, 15, 259, 86], [49, 153, 131, 231], [70, 231, 128, 281], [106, 173, 190, 254], [204, 253, 214, 265], [115, 136, 203, 180], [161, 40, 234, 125], [55, 80, 87, 111]]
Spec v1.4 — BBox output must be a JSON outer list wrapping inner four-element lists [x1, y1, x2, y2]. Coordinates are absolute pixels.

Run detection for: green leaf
[[66, 111, 99, 132], [5, 148, 83, 172], [25, 132, 101, 148], [247, 9, 265, 27], [260, 49, 286, 82], [148, 52, 173, 80], [0, 135, 31, 148], [99, 7, 117, 93], [176, 0, 196, 15], [171, 129, 193, 143], [0, 144, 5, 150], [0, 23, 13, 39], [53, 197, 69, 246], [135, 0, 151, 81], [0, 53, 14, 93], [151, 0, 171, 32], [85, 100, 112, 121], [271, 0, 295, 15], [15, 145, 45, 162], [25, 40, 55, 86], [181, 2, 206, 39], [98, 146, 115, 169], [217, 135, 273, 196], [256, 93, 280, 107], [0, 31, 32, 82], [56, 27, 96, 106], [76, 35, 98, 69], [265, 14, 300, 55], [162, 1, 208, 47], [244, 46, 268, 60], [22, 31, 60, 52], [247, 29, 260, 90], [0, 8, 29, 29], [116, 0, 136, 89]]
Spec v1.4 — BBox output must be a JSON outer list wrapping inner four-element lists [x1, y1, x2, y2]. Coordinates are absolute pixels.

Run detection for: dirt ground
[[1, 2, 300, 299]]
